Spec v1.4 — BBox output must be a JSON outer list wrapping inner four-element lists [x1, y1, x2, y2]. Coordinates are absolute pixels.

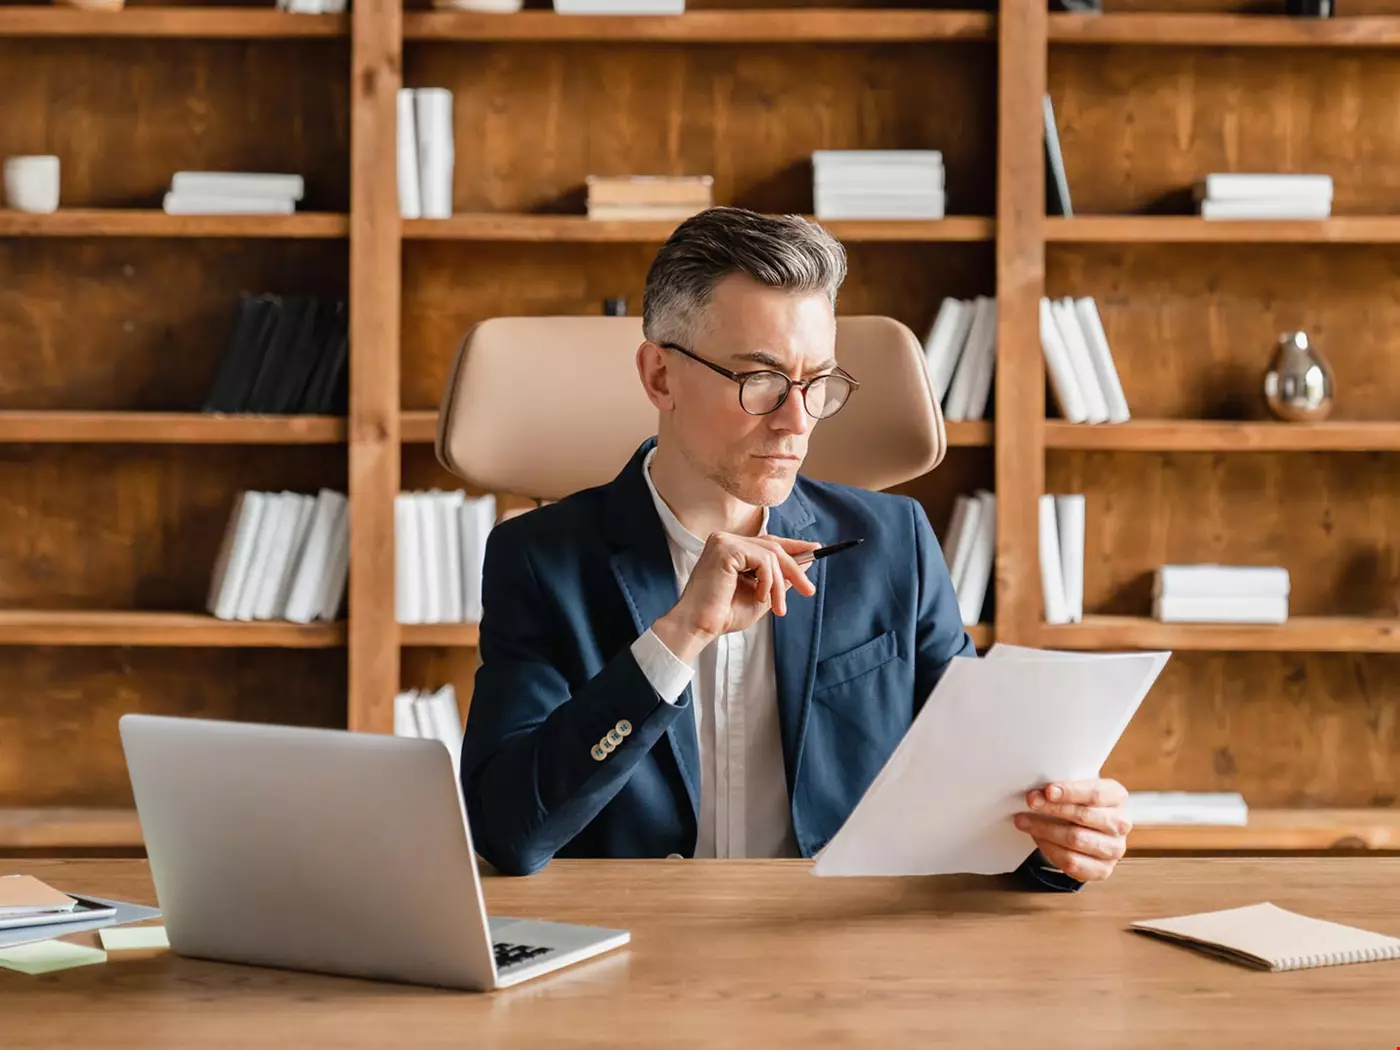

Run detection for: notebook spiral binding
[[1280, 944, 1400, 971]]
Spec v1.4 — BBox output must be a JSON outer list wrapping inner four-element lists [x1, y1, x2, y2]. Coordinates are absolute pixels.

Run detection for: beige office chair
[[435, 315, 944, 499]]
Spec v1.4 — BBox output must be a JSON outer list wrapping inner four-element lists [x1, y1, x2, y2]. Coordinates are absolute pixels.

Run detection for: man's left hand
[[1014, 779, 1131, 883]]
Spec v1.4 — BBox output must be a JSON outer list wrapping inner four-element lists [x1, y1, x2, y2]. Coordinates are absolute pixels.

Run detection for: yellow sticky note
[[0, 940, 107, 975], [98, 926, 169, 951]]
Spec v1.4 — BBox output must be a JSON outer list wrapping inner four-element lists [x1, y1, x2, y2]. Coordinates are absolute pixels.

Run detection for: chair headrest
[[435, 315, 944, 501]]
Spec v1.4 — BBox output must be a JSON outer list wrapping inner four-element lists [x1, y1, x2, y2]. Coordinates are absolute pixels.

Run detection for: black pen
[[739, 538, 863, 580]]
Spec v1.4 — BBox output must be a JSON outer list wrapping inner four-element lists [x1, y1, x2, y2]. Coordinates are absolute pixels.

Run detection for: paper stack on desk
[[812, 644, 1169, 877]]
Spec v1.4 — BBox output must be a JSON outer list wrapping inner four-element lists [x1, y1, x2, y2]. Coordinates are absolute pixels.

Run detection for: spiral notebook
[[1131, 902, 1400, 972]]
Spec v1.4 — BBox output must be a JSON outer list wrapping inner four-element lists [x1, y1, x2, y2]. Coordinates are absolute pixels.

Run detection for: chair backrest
[[435, 315, 944, 501]]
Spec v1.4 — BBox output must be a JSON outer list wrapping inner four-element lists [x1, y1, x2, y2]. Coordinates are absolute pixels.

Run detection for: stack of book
[[395, 491, 496, 625], [207, 489, 349, 624], [1038, 493, 1085, 625], [1153, 565, 1290, 624], [812, 150, 945, 220], [1195, 174, 1333, 221], [397, 88, 455, 220], [584, 175, 713, 222], [162, 172, 304, 215], [202, 295, 349, 415], [1038, 296, 1130, 424], [393, 684, 464, 777], [943, 490, 996, 627], [1127, 792, 1249, 827], [921, 295, 997, 422], [277, 0, 347, 11]]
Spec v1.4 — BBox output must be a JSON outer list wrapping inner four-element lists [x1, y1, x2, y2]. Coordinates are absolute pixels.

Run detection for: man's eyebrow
[[731, 350, 838, 375]]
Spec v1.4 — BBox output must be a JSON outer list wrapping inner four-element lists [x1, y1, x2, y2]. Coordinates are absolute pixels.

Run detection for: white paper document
[[811, 644, 1169, 877]]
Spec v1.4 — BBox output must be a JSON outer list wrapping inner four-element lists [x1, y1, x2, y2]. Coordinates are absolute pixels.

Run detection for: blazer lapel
[[767, 482, 824, 798]]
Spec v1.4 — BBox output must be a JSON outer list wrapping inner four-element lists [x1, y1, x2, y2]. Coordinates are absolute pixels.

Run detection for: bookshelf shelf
[[1035, 616, 1400, 654], [403, 214, 994, 244], [1128, 809, 1400, 853], [0, 611, 345, 648], [402, 9, 995, 43], [0, 807, 143, 850], [0, 7, 348, 39], [1049, 13, 1400, 50], [0, 412, 346, 445], [401, 623, 481, 647], [1044, 420, 1400, 453], [0, 210, 349, 239], [1046, 216, 1400, 245]]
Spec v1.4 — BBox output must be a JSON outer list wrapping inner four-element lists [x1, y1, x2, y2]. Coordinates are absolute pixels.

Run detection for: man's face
[[663, 273, 838, 508]]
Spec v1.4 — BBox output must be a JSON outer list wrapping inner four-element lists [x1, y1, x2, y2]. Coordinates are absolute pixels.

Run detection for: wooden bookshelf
[[1036, 617, 1400, 654], [0, 209, 349, 239], [1046, 216, 1400, 244], [1128, 810, 1400, 854], [0, 412, 346, 445], [0, 807, 143, 851], [403, 214, 994, 244], [401, 623, 480, 648], [0, 7, 348, 39], [1050, 13, 1400, 50], [0, 611, 344, 648], [1044, 420, 1400, 453]]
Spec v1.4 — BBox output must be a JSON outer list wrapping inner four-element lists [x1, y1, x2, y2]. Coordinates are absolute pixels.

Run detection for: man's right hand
[[651, 533, 821, 664]]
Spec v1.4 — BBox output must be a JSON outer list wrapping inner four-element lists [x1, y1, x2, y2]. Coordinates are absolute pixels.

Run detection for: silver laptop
[[118, 713, 629, 991]]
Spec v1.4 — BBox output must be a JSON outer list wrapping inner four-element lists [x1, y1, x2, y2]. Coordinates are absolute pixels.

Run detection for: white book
[[437, 491, 466, 622], [1200, 197, 1331, 221], [1051, 298, 1109, 424], [271, 493, 317, 619], [235, 493, 287, 622], [414, 88, 455, 220], [462, 495, 496, 623], [948, 494, 982, 595], [1127, 791, 1249, 826], [396, 89, 423, 220], [207, 491, 264, 621], [170, 172, 305, 201], [1055, 494, 1086, 624], [1073, 298, 1131, 424], [940, 495, 974, 587], [161, 193, 296, 216], [964, 296, 998, 422], [957, 491, 996, 627], [253, 493, 309, 621], [943, 295, 993, 421], [1039, 296, 1088, 424], [418, 492, 444, 624], [411, 694, 437, 740], [811, 149, 944, 168], [1197, 173, 1333, 203], [1155, 565, 1290, 600], [1038, 495, 1070, 625], [427, 684, 464, 777], [393, 691, 421, 738], [316, 510, 351, 622], [1154, 595, 1289, 624], [813, 198, 945, 221], [922, 298, 973, 404], [283, 490, 347, 624], [395, 493, 423, 625]]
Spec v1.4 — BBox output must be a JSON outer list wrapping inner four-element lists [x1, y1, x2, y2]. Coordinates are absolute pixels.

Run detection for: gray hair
[[642, 206, 847, 347]]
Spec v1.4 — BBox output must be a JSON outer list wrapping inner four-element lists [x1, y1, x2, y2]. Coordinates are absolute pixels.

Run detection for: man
[[461, 207, 1131, 887]]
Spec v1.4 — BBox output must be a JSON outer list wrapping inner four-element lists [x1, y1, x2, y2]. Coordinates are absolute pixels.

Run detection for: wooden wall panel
[[401, 241, 994, 407], [1104, 651, 1400, 808], [0, 40, 349, 211], [1049, 45, 1400, 216], [404, 42, 995, 217], [0, 241, 346, 411], [0, 647, 345, 808], [1047, 243, 1400, 421], [0, 445, 345, 610]]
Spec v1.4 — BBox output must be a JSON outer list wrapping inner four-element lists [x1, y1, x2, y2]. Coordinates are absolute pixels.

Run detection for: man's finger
[[1040, 778, 1128, 808], [757, 538, 818, 597], [1033, 841, 1113, 883], [1015, 813, 1124, 861], [771, 536, 823, 556], [1028, 800, 1131, 837]]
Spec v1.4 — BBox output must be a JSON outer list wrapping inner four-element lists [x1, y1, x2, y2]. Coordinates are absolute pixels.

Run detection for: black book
[[219, 295, 281, 413], [303, 300, 349, 415], [244, 297, 307, 412], [204, 296, 263, 413], [269, 298, 327, 414]]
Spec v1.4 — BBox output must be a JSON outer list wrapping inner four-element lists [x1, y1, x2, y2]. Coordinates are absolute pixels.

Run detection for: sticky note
[[0, 940, 107, 975], [99, 926, 170, 951]]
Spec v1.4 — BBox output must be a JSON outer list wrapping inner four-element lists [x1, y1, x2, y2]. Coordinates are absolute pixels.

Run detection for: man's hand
[[1014, 778, 1131, 883], [652, 532, 820, 664]]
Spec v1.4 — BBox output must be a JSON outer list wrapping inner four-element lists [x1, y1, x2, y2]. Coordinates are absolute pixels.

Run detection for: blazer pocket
[[812, 630, 899, 693]]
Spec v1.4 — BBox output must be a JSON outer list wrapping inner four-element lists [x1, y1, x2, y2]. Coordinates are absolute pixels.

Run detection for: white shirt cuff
[[631, 628, 695, 705]]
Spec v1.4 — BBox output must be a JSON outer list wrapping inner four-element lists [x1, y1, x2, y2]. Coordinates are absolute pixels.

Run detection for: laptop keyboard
[[494, 941, 551, 969]]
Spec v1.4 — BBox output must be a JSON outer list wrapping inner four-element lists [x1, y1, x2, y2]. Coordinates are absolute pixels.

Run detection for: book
[[234, 493, 286, 622], [1200, 197, 1331, 221], [1072, 297, 1131, 424], [947, 493, 982, 596], [1051, 298, 1109, 424], [415, 88, 455, 220], [585, 203, 708, 222], [1043, 93, 1073, 218], [418, 491, 445, 624], [941, 494, 974, 587], [437, 491, 466, 624], [393, 690, 420, 738], [203, 295, 348, 416], [956, 490, 995, 626], [462, 494, 496, 623], [1131, 902, 1400, 972], [283, 489, 347, 624], [944, 296, 994, 422], [162, 193, 296, 215], [207, 491, 265, 621], [1127, 791, 1248, 826], [1038, 494, 1070, 626], [963, 297, 998, 422], [1194, 173, 1333, 203], [170, 172, 305, 201], [923, 297, 975, 405], [1055, 494, 1085, 624], [1155, 565, 1290, 600], [0, 876, 76, 918], [1039, 296, 1088, 423], [1154, 595, 1289, 624], [395, 493, 423, 625], [396, 88, 423, 220], [585, 174, 714, 208]]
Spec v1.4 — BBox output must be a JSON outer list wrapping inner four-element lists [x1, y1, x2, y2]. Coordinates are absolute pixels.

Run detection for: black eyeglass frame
[[657, 341, 861, 419]]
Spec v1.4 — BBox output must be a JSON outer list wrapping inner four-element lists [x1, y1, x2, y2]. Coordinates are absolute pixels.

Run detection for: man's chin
[[733, 469, 799, 508]]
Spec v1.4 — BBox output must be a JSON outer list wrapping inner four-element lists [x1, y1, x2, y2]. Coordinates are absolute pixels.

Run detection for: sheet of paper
[[812, 647, 1169, 877], [0, 896, 162, 951], [99, 925, 169, 951], [0, 940, 107, 975]]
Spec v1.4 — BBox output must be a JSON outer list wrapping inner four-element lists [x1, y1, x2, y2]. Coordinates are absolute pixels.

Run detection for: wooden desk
[[4, 857, 1399, 1049]]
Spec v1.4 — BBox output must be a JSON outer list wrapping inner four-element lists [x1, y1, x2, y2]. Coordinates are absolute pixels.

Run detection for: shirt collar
[[642, 446, 768, 557]]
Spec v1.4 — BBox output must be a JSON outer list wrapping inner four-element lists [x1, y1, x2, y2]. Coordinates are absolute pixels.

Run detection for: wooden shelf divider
[[1050, 12, 1400, 49], [1044, 419, 1400, 453], [1035, 615, 1400, 654], [0, 209, 349, 239], [0, 611, 345, 648], [0, 7, 348, 38], [403, 214, 994, 244], [1046, 215, 1400, 245], [1128, 810, 1400, 853], [0, 808, 144, 850], [0, 412, 346, 445]]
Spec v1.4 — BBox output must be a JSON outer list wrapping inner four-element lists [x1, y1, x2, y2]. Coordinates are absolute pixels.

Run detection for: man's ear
[[636, 341, 676, 411]]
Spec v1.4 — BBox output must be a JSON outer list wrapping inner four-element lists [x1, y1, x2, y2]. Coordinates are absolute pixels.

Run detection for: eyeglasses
[[658, 342, 860, 420]]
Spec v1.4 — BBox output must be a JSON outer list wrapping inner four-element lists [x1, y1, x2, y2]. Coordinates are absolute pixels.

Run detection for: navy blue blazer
[[462, 437, 1078, 891]]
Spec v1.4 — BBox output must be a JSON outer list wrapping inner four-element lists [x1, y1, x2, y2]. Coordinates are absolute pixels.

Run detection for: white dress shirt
[[628, 448, 799, 859]]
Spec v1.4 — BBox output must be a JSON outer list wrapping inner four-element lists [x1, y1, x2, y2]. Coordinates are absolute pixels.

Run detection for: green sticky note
[[0, 940, 107, 975], [98, 926, 169, 951]]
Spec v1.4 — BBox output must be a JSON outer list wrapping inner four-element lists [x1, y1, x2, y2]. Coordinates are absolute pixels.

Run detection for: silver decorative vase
[[1263, 331, 1334, 422]]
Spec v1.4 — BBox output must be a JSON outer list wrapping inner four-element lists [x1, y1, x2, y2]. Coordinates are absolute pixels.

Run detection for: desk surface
[[3, 857, 1399, 1049]]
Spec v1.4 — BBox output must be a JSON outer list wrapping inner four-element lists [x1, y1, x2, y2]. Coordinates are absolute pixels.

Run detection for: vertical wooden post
[[995, 0, 1048, 645], [348, 0, 402, 732]]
